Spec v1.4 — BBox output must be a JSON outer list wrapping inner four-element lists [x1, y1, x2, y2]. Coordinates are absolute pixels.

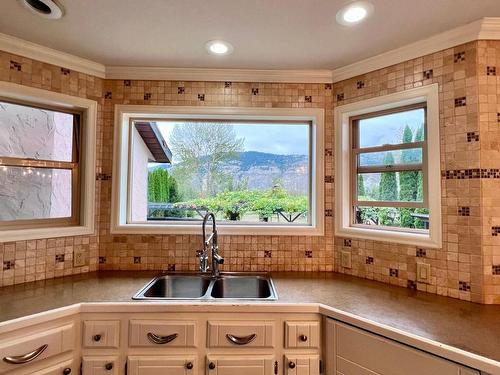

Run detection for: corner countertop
[[0, 271, 499, 370]]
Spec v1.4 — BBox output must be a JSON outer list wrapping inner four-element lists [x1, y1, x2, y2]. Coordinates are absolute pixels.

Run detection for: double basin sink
[[133, 272, 278, 300]]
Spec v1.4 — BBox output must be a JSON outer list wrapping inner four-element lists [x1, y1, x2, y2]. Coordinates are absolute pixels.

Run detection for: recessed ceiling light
[[336, 1, 373, 26], [20, 0, 64, 20], [205, 40, 234, 56]]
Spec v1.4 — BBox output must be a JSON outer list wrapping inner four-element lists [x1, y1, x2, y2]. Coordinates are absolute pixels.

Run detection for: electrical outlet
[[341, 251, 352, 269], [416, 262, 431, 284], [73, 250, 86, 267]]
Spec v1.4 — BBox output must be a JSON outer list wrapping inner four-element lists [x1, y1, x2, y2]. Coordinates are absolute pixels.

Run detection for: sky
[[157, 121, 310, 157]]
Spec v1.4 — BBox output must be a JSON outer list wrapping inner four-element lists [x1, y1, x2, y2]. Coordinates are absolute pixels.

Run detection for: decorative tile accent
[[443, 169, 500, 180], [343, 239, 351, 247], [407, 280, 417, 290], [305, 95, 312, 103], [224, 82, 232, 88], [336, 93, 344, 101], [454, 51, 465, 62], [325, 209, 333, 217], [104, 91, 112, 99], [466, 132, 479, 142], [459, 281, 471, 291], [9, 61, 21, 71], [3, 261, 14, 270], [454, 97, 466, 107], [305, 250, 313, 258], [365, 256, 374, 265], [264, 250, 272, 258], [197, 94, 205, 101], [492, 226, 500, 236], [177, 87, 185, 94], [134, 256, 141, 264], [123, 80, 131, 86], [55, 254, 65, 263], [251, 88, 259, 95], [324, 175, 333, 183], [389, 268, 399, 277], [458, 207, 470, 216], [324, 148, 333, 157], [144, 93, 152, 100], [487, 66, 497, 76], [492, 265, 500, 275], [96, 173, 112, 181], [99, 256, 106, 264], [324, 83, 332, 90], [167, 264, 176, 271], [497, 112, 500, 124], [416, 248, 426, 257], [356, 80, 365, 89], [423, 69, 433, 79], [61, 68, 70, 75]]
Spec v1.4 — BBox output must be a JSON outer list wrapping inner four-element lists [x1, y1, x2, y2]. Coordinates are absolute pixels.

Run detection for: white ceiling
[[1, 0, 500, 70]]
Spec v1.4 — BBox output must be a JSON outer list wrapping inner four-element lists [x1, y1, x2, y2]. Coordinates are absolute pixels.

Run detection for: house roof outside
[[134, 121, 172, 163]]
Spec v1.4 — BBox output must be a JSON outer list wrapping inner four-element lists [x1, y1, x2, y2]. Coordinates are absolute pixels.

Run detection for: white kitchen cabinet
[[82, 356, 119, 375], [206, 356, 275, 375], [284, 355, 320, 375], [128, 356, 197, 375]]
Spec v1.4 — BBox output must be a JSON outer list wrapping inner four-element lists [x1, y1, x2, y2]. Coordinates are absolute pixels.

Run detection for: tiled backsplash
[[0, 40, 499, 303]]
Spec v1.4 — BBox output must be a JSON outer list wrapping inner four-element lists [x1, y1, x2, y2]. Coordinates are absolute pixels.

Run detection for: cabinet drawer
[[337, 357, 378, 375], [207, 321, 274, 348], [82, 356, 119, 375], [284, 355, 320, 375], [83, 321, 120, 348], [0, 323, 75, 373], [129, 320, 196, 347], [128, 356, 197, 375], [206, 355, 275, 375], [285, 321, 319, 348], [33, 360, 76, 375]]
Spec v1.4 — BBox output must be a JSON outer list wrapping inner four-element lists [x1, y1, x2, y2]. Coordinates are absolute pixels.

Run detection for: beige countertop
[[0, 271, 499, 366]]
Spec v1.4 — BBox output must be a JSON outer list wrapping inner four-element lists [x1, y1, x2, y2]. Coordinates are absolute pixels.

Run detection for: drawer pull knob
[[289, 361, 296, 369], [226, 333, 257, 345], [63, 368, 71, 375], [147, 332, 178, 344], [299, 334, 308, 342], [186, 362, 194, 370], [105, 362, 113, 371], [209, 362, 216, 370], [93, 334, 102, 342], [3, 344, 48, 365]]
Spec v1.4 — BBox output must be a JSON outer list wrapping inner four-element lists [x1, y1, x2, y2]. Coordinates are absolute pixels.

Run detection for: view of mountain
[[149, 151, 309, 195]]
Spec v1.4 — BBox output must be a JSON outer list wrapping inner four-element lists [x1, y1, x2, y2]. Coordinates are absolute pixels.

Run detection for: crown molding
[[105, 66, 333, 84], [332, 17, 500, 83], [0, 33, 106, 78]]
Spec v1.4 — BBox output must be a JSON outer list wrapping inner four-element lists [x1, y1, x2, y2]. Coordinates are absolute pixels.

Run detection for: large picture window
[[0, 100, 81, 229], [112, 106, 324, 236]]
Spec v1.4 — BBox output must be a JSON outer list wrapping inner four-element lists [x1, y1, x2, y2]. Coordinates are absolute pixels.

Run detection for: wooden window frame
[[349, 102, 429, 231], [0, 99, 82, 230]]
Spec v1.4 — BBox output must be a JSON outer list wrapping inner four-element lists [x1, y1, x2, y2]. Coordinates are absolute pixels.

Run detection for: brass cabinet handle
[[63, 368, 71, 375], [186, 362, 194, 370], [299, 334, 308, 342], [289, 361, 296, 369], [105, 362, 113, 371], [226, 333, 257, 345], [93, 334, 102, 342], [208, 362, 216, 370], [147, 332, 178, 345], [3, 344, 48, 364]]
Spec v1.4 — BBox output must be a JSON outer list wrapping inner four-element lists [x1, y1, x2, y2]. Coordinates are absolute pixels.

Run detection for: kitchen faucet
[[199, 212, 224, 277]]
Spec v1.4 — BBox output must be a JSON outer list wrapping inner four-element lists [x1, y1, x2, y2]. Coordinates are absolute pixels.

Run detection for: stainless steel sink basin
[[133, 272, 277, 300], [210, 274, 274, 299]]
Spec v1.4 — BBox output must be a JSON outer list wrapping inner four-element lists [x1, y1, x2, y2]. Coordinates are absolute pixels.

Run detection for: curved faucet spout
[[200, 212, 224, 277]]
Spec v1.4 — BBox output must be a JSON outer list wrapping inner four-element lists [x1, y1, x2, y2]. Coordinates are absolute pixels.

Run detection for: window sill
[[0, 225, 94, 243], [335, 226, 440, 248], [111, 223, 324, 236]]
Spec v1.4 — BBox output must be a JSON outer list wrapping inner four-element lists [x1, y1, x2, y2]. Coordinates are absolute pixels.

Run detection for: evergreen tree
[[357, 174, 366, 198], [379, 152, 397, 201]]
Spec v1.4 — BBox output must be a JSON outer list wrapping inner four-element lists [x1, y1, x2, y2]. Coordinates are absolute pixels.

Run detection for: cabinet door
[[285, 355, 320, 375], [82, 356, 119, 375], [128, 356, 197, 375], [206, 356, 274, 375]]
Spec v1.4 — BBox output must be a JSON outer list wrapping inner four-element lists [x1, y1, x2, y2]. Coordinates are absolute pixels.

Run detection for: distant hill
[[149, 151, 309, 194]]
